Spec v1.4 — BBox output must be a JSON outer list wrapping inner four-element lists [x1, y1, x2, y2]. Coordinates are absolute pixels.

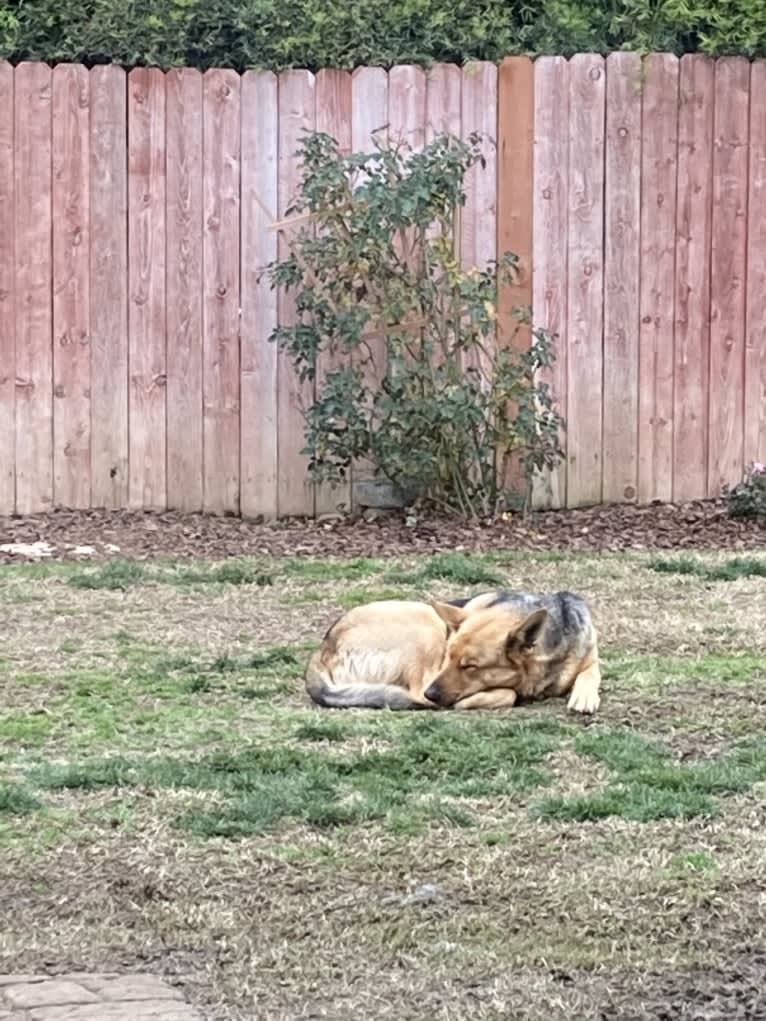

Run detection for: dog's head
[[424, 600, 548, 707]]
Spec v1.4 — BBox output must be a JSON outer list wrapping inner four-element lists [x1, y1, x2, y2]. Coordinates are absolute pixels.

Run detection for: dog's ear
[[430, 600, 467, 632], [506, 608, 548, 654]]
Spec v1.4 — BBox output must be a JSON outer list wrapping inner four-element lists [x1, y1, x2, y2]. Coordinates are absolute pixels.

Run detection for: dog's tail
[[305, 650, 426, 710]]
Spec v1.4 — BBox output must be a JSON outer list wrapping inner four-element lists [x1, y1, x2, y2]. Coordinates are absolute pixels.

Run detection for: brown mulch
[[0, 499, 765, 563]]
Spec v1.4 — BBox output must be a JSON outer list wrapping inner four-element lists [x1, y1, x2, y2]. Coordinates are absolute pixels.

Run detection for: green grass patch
[[534, 785, 718, 823], [166, 561, 274, 587], [0, 712, 55, 748], [666, 850, 719, 877], [533, 730, 766, 824], [28, 716, 563, 838], [68, 557, 275, 591], [604, 652, 765, 689], [647, 554, 766, 582], [248, 646, 305, 671], [336, 587, 414, 609], [293, 719, 353, 742], [0, 640, 311, 759], [281, 557, 385, 582], [574, 729, 670, 774], [0, 782, 41, 815], [68, 560, 147, 591], [384, 552, 505, 588], [127, 643, 307, 696]]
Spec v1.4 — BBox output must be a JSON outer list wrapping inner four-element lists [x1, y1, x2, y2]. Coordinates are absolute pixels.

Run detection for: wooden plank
[[352, 66, 388, 150], [350, 67, 388, 501], [708, 57, 749, 497], [166, 68, 203, 512], [277, 70, 315, 517], [745, 61, 766, 469], [388, 65, 425, 151], [424, 63, 461, 305], [52, 64, 90, 509], [497, 57, 534, 499], [0, 62, 14, 514], [90, 65, 128, 508], [461, 61, 498, 383], [314, 69, 352, 515], [498, 57, 534, 345], [602, 51, 641, 504], [532, 56, 569, 510], [128, 68, 166, 510], [14, 62, 53, 515], [203, 68, 241, 515], [241, 70, 278, 520], [566, 54, 606, 508], [638, 54, 679, 505], [425, 63, 461, 140], [461, 61, 498, 275], [673, 55, 714, 502]]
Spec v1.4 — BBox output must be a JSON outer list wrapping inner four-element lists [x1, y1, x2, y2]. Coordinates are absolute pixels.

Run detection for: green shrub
[[725, 462, 766, 522], [267, 131, 563, 518], [3, 1, 766, 72]]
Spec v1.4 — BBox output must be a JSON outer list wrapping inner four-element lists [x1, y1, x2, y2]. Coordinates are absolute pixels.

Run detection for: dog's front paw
[[567, 688, 600, 715]]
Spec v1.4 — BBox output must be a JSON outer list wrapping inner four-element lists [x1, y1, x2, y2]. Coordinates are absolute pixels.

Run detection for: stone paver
[[0, 974, 202, 1021], [4, 983, 99, 1009]]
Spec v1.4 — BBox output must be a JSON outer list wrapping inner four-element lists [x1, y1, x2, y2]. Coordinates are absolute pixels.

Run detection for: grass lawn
[[1, 549, 765, 1019]]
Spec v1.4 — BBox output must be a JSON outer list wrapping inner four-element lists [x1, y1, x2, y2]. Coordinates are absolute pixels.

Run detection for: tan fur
[[426, 600, 601, 713], [306, 592, 601, 713], [305, 600, 448, 709]]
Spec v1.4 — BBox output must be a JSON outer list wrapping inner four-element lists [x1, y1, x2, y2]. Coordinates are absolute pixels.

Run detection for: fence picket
[[565, 54, 605, 508], [673, 56, 714, 502], [128, 68, 166, 510], [52, 64, 91, 509], [90, 65, 128, 508], [746, 61, 766, 470], [603, 51, 641, 504], [166, 68, 204, 512], [277, 70, 316, 517], [14, 62, 53, 515], [241, 71, 279, 519], [203, 69, 241, 514], [0, 63, 14, 513], [532, 57, 569, 510], [708, 58, 750, 496], [638, 54, 679, 504]]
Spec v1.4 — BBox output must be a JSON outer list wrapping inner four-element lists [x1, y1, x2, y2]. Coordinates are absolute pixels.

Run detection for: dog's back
[[469, 590, 596, 652]]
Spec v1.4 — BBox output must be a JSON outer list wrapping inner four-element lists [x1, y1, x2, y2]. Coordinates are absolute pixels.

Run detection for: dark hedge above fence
[[1, 0, 766, 70]]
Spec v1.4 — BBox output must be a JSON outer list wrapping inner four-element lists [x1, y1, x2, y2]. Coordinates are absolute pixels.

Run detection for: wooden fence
[[0, 55, 765, 518]]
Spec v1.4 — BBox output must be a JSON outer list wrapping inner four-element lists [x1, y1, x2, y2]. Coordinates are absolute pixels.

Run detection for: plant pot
[[352, 476, 422, 510]]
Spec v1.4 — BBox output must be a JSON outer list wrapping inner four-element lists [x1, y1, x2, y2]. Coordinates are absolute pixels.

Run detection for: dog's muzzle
[[424, 680, 446, 706]]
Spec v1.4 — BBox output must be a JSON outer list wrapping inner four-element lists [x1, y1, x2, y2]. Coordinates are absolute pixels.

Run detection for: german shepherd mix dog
[[305, 590, 601, 714]]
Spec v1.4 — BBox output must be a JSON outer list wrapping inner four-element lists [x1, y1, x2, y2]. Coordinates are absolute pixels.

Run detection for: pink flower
[[752, 462, 765, 474]]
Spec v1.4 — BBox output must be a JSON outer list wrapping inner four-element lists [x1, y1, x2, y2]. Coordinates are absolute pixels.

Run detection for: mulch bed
[[1, 499, 765, 563]]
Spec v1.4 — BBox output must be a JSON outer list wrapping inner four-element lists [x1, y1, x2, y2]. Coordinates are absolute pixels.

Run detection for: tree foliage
[[2, 0, 766, 71]]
